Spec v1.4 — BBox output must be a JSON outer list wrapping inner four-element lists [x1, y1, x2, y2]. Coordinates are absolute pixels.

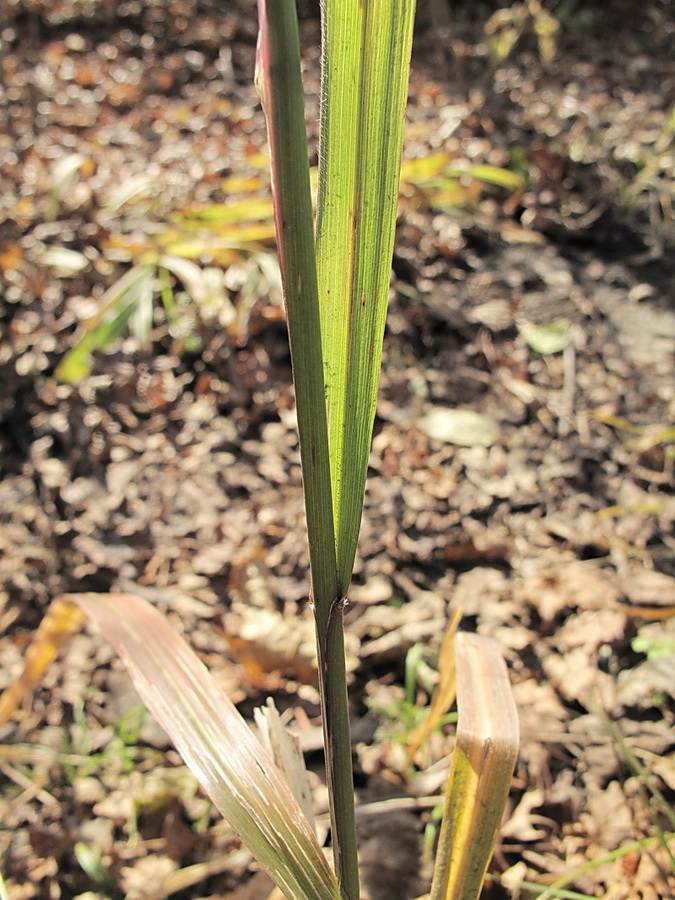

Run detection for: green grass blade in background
[[317, 0, 417, 594], [256, 0, 338, 613], [56, 264, 155, 383]]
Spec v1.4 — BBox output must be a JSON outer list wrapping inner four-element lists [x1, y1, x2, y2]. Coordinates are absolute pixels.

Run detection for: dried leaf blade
[[65, 592, 342, 900]]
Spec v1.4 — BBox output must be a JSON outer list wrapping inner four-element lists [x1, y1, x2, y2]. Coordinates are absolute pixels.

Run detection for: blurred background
[[0, 1, 673, 898]]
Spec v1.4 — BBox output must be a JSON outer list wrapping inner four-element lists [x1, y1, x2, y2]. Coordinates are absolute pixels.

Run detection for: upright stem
[[256, 3, 359, 897], [315, 599, 360, 900]]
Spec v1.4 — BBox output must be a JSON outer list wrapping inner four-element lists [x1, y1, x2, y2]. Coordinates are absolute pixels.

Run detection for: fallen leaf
[[416, 408, 500, 447], [521, 318, 572, 354]]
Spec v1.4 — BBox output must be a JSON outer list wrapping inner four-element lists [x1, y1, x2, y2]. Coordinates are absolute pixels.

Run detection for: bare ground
[[0, 1, 674, 898]]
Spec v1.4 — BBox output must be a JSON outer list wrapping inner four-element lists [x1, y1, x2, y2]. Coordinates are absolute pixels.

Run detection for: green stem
[[256, 3, 358, 897], [315, 599, 360, 900]]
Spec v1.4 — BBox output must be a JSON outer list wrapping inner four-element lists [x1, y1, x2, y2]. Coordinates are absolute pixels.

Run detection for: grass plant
[[0, 3, 520, 899]]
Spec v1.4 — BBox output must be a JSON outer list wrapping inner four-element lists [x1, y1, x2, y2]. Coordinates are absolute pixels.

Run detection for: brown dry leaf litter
[[1, 0, 674, 898]]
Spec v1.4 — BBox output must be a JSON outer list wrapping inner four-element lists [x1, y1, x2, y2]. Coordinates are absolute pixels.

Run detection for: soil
[[0, 1, 674, 899]]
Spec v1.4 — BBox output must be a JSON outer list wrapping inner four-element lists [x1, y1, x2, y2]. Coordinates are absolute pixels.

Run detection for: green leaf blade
[[316, 0, 364, 593], [56, 265, 155, 383], [317, 0, 417, 593], [256, 0, 339, 613]]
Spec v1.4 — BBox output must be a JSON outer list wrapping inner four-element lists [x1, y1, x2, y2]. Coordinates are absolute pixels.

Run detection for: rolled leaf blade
[[430, 632, 519, 900], [256, 0, 339, 616]]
